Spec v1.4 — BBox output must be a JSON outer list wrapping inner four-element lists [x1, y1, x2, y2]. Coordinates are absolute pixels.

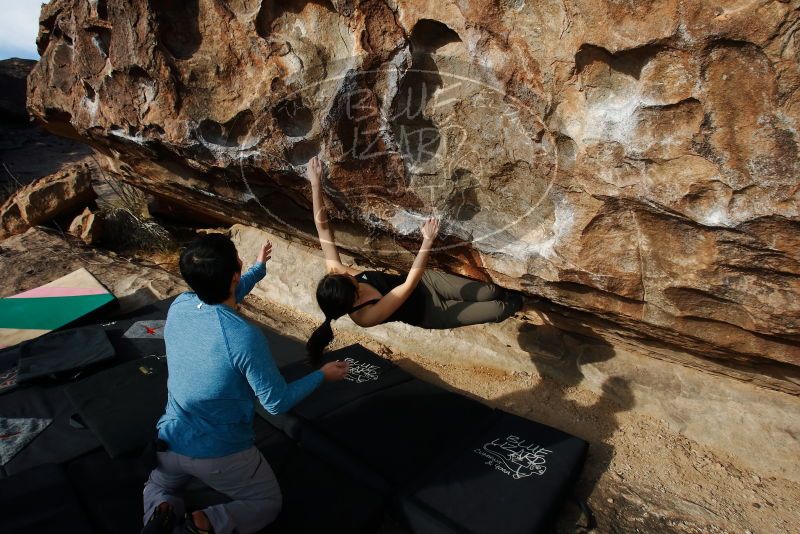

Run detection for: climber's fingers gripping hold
[[421, 217, 440, 242], [307, 155, 323, 188]]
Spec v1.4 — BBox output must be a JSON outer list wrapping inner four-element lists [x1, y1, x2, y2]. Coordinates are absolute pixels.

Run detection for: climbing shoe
[[505, 293, 524, 315]]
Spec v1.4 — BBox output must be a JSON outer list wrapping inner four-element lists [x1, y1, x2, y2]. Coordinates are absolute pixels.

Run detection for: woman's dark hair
[[179, 234, 240, 304], [306, 274, 358, 364]]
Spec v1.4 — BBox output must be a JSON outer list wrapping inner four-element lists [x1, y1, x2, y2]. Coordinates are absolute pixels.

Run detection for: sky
[[0, 1, 49, 60]]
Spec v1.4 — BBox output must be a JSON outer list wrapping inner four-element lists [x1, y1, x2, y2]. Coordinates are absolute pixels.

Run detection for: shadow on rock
[[510, 303, 636, 531]]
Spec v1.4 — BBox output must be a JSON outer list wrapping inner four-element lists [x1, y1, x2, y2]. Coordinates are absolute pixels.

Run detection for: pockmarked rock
[[27, 0, 800, 393]]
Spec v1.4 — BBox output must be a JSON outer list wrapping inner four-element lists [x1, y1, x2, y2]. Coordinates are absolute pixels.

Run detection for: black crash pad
[[67, 449, 150, 534], [0, 463, 92, 533], [288, 344, 414, 418], [100, 297, 175, 362], [399, 410, 588, 534], [16, 325, 115, 383], [0, 385, 100, 477], [299, 377, 498, 495], [260, 328, 308, 369], [66, 418, 383, 534], [65, 355, 167, 458], [66, 417, 299, 534], [264, 448, 385, 534], [0, 344, 21, 395], [181, 447, 386, 534], [257, 344, 413, 438], [0, 326, 115, 395]]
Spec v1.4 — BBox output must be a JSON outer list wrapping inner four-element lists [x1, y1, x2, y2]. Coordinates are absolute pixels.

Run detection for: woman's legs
[[420, 271, 522, 329], [421, 271, 505, 302], [422, 297, 521, 329]]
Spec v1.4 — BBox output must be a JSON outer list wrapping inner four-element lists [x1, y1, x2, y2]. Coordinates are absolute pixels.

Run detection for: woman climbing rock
[[306, 156, 523, 363]]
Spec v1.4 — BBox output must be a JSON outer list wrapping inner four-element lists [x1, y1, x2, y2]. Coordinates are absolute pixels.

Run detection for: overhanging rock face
[[28, 0, 800, 393]]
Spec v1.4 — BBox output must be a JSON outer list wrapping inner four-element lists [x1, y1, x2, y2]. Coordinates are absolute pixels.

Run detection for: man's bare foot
[[188, 510, 212, 533], [191, 511, 209, 529]]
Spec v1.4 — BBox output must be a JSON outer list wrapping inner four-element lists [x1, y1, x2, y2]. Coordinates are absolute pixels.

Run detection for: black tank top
[[350, 271, 426, 326]]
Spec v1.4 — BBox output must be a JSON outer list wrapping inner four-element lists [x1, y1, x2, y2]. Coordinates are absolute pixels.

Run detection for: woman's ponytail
[[308, 273, 358, 365], [306, 317, 334, 365]]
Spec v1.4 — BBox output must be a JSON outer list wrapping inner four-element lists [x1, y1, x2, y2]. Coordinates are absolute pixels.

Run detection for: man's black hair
[[179, 234, 240, 304]]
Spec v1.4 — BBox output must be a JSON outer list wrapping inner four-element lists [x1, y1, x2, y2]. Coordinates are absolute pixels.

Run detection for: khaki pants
[[143, 446, 281, 534], [419, 271, 518, 329]]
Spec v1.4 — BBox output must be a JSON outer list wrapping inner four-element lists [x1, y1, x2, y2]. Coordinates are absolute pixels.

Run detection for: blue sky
[[0, 1, 49, 60]]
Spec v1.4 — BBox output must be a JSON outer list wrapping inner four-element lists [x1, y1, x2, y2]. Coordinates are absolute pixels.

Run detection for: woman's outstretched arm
[[308, 156, 359, 275], [352, 217, 440, 327]]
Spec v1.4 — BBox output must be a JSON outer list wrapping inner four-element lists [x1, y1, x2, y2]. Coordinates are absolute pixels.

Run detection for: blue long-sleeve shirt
[[157, 263, 324, 458]]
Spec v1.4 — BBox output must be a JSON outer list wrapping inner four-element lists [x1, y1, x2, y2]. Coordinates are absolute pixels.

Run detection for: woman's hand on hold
[[321, 360, 350, 382], [257, 241, 272, 265], [420, 217, 440, 242], [307, 156, 323, 189]]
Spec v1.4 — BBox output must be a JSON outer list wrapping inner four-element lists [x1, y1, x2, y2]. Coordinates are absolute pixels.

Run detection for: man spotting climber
[[142, 233, 349, 534]]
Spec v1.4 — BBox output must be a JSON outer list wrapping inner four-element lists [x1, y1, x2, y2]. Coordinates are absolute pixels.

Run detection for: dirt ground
[[0, 122, 92, 192], [1, 229, 798, 533]]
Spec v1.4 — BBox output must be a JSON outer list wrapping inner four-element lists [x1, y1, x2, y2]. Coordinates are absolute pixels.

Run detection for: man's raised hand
[[320, 360, 349, 382], [257, 241, 272, 265]]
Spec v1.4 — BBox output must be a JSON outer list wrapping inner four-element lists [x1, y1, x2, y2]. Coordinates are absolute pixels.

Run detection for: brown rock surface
[[68, 206, 102, 244], [0, 58, 36, 120], [0, 58, 92, 189], [27, 0, 800, 393], [0, 162, 97, 238]]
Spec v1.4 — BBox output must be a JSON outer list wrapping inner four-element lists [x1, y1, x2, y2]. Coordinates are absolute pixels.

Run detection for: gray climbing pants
[[419, 270, 518, 329], [143, 446, 281, 534]]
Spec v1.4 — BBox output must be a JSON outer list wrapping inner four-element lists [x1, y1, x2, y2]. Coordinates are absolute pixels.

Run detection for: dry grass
[[97, 176, 176, 253], [1, 162, 24, 205], [0, 181, 16, 205]]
